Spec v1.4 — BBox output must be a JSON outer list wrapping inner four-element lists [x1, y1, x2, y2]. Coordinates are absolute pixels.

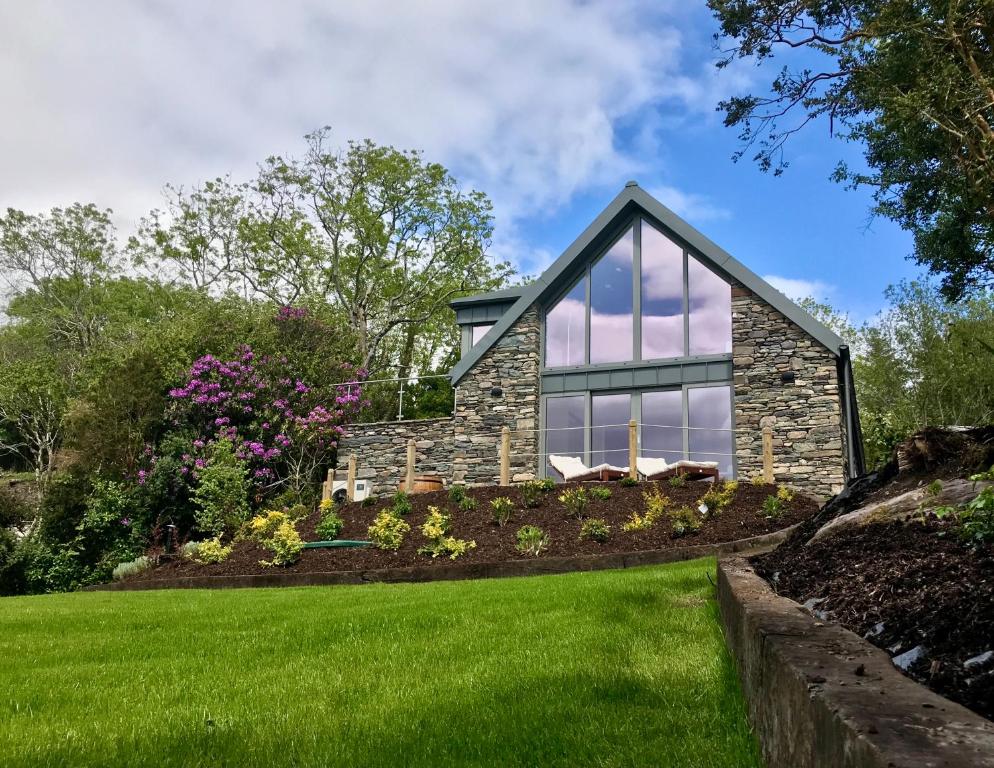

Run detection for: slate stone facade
[[731, 286, 846, 497], [339, 295, 847, 499]]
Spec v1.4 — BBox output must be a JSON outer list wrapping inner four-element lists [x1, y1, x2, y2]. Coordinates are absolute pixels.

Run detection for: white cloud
[[0, 0, 733, 274], [650, 185, 731, 223], [762, 275, 834, 302]]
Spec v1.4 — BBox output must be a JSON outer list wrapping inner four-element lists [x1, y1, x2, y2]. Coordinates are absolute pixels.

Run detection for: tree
[[709, 0, 994, 299], [0, 359, 67, 494]]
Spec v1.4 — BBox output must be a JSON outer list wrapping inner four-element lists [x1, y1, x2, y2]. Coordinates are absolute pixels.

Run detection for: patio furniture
[[548, 455, 629, 482], [636, 457, 720, 482]]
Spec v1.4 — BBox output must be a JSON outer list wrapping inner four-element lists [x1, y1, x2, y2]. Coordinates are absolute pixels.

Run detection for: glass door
[[641, 390, 683, 464], [590, 393, 631, 467], [545, 395, 585, 477]]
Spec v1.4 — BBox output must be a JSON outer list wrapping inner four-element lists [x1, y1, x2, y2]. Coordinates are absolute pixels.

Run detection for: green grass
[[0, 559, 761, 768]]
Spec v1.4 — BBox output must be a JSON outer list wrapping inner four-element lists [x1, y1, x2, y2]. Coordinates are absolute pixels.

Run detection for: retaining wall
[[718, 557, 994, 768]]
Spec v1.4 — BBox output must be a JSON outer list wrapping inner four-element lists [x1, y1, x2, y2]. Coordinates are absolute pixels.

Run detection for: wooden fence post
[[762, 425, 774, 484], [347, 455, 357, 503], [499, 426, 510, 486], [406, 438, 416, 492], [322, 468, 333, 502], [628, 420, 638, 480]]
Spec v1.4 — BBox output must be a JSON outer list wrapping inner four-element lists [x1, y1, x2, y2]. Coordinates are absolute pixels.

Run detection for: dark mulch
[[755, 514, 994, 721], [137, 480, 814, 581]]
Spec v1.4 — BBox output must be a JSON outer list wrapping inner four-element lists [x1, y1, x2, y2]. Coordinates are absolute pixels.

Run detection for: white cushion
[[674, 460, 719, 470], [548, 455, 592, 481], [636, 457, 670, 477]]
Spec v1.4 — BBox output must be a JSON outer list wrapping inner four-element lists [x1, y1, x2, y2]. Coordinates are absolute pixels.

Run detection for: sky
[[0, 1, 918, 321]]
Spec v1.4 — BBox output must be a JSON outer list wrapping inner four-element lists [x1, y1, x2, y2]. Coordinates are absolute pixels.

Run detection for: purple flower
[[120, 517, 131, 527]]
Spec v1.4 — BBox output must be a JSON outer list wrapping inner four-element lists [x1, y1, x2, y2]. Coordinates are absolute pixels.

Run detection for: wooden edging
[[85, 526, 797, 593], [717, 557, 994, 768]]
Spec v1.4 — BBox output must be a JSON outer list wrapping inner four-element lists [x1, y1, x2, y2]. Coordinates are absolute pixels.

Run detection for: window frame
[[540, 213, 732, 372]]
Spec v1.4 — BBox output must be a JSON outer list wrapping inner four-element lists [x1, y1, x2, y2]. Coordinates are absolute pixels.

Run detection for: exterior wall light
[[490, 386, 503, 398], [780, 371, 796, 384]]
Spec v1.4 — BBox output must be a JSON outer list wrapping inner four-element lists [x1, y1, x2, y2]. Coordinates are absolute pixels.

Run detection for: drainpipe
[[837, 345, 866, 480]]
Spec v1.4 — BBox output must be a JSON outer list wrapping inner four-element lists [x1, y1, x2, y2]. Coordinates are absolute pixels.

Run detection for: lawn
[[0, 558, 761, 768]]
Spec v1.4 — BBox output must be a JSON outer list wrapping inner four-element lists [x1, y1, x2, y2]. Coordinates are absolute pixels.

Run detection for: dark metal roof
[[449, 285, 528, 308], [449, 182, 844, 384]]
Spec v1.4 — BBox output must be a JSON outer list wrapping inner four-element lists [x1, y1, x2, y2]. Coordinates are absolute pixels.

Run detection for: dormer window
[[543, 217, 731, 369]]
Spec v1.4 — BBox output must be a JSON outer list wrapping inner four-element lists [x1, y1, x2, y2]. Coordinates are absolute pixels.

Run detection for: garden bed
[[134, 479, 816, 581], [752, 427, 994, 722]]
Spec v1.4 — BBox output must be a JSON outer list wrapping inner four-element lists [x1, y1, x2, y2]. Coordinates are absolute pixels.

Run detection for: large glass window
[[544, 277, 586, 368], [640, 222, 684, 359], [688, 385, 734, 478], [688, 256, 732, 355], [545, 395, 585, 478], [542, 216, 732, 369], [590, 394, 631, 467], [590, 228, 634, 364], [641, 390, 683, 462]]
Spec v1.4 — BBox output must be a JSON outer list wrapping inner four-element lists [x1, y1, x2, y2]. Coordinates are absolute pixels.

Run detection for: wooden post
[[321, 468, 333, 502], [406, 438, 416, 492], [628, 420, 638, 480], [499, 426, 510, 486], [347, 455, 357, 503], [762, 425, 774, 483]]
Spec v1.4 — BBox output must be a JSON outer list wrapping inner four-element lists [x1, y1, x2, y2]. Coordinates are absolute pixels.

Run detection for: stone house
[[339, 182, 864, 498]]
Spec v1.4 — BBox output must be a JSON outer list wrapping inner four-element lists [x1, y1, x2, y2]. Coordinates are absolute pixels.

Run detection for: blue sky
[[0, 1, 916, 320]]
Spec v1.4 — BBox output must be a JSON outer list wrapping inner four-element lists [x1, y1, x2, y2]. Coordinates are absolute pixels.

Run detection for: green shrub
[[515, 525, 548, 556], [112, 555, 152, 581], [417, 506, 475, 559], [260, 521, 305, 567], [579, 518, 610, 543], [538, 477, 557, 492], [589, 486, 612, 501], [668, 474, 686, 488], [193, 537, 232, 564], [391, 491, 413, 517], [762, 495, 784, 519], [925, 480, 943, 497], [0, 486, 31, 528], [448, 484, 467, 505], [520, 480, 544, 508], [619, 476, 638, 488], [315, 499, 344, 540], [960, 485, 994, 544], [698, 480, 737, 515], [490, 496, 515, 527], [191, 440, 251, 536], [248, 510, 290, 541], [458, 495, 478, 512], [644, 487, 671, 520], [775, 485, 795, 503], [750, 474, 767, 486], [969, 465, 994, 482], [668, 505, 701, 537], [179, 540, 200, 559], [558, 487, 589, 519], [368, 510, 410, 550], [361, 495, 376, 508]]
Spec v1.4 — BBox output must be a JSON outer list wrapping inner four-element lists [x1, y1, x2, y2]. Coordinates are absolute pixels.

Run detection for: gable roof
[[450, 181, 844, 384]]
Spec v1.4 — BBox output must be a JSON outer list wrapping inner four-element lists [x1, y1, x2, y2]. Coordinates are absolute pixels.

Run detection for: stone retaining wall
[[718, 557, 994, 768], [336, 418, 455, 492], [732, 286, 846, 498]]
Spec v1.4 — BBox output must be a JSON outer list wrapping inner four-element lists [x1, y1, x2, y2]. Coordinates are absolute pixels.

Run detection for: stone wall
[[452, 306, 541, 484], [731, 286, 846, 497], [336, 418, 454, 493], [338, 308, 541, 494]]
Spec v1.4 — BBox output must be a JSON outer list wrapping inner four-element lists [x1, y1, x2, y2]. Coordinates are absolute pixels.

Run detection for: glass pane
[[688, 255, 731, 355], [544, 277, 586, 368], [591, 393, 630, 468], [545, 396, 585, 479], [688, 385, 734, 478], [641, 390, 683, 463], [640, 221, 685, 359], [471, 323, 494, 346], [590, 228, 634, 364]]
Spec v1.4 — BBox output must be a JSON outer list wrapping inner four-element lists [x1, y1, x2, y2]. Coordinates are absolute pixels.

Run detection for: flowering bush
[[166, 334, 365, 498]]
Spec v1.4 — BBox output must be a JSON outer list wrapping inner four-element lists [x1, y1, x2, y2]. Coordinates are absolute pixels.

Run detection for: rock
[[964, 651, 994, 671], [892, 645, 927, 671], [806, 479, 991, 545], [864, 622, 885, 639]]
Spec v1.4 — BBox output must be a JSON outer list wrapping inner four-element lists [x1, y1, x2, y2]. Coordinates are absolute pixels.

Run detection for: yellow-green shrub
[[668, 505, 701, 537], [249, 510, 290, 541], [192, 536, 232, 564], [368, 510, 410, 550], [776, 486, 795, 503], [260, 521, 305, 567]]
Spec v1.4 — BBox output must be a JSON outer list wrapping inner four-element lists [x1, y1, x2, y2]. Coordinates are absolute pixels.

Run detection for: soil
[[753, 426, 994, 722], [136, 479, 815, 580]]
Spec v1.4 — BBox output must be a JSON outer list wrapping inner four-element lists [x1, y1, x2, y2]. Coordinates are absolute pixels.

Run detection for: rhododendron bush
[[166, 345, 366, 497]]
